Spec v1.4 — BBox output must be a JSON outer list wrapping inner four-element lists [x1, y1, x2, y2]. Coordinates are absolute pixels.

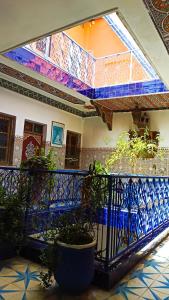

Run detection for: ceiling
[[0, 0, 169, 89], [0, 54, 95, 117], [92, 92, 169, 130]]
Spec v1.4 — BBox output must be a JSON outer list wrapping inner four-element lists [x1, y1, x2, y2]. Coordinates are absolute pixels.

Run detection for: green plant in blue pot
[[40, 161, 107, 293]]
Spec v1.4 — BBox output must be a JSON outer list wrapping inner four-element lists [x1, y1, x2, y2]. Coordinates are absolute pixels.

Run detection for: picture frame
[[51, 121, 65, 147]]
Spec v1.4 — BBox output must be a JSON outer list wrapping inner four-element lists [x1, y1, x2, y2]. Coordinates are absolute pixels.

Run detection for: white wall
[[82, 113, 133, 148], [83, 110, 169, 148], [149, 111, 169, 147], [0, 87, 84, 143], [1, 86, 169, 149]]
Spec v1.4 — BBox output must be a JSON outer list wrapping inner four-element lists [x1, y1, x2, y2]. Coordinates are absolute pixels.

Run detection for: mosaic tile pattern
[[0, 62, 85, 105], [0, 236, 169, 299], [143, 0, 169, 53], [12, 137, 65, 168], [13, 136, 23, 167], [80, 147, 169, 175], [12, 136, 169, 175], [4, 47, 168, 101], [4, 48, 91, 94], [4, 45, 167, 101], [0, 77, 96, 118], [45, 142, 66, 169], [80, 80, 168, 99]]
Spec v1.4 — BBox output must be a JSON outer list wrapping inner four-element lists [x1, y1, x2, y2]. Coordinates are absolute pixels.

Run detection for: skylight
[[4, 12, 164, 100]]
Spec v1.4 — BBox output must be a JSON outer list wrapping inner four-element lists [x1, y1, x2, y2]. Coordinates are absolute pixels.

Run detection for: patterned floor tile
[[0, 291, 23, 300], [108, 293, 140, 299], [110, 281, 147, 299], [22, 290, 44, 300], [150, 275, 169, 295], [141, 288, 169, 300], [0, 283, 21, 299], [1, 234, 169, 300]]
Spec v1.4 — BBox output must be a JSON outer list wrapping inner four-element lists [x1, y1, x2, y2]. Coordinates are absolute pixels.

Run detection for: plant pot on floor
[[54, 240, 96, 293], [0, 241, 16, 260]]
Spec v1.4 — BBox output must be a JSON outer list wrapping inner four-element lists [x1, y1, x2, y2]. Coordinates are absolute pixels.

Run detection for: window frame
[[0, 112, 16, 166]]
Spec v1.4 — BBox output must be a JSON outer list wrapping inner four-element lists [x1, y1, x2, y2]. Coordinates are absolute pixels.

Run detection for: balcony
[[0, 166, 169, 290]]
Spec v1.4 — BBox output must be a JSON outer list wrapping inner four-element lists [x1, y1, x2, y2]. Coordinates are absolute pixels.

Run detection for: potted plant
[[0, 176, 28, 259], [21, 149, 57, 204], [40, 161, 107, 293], [106, 129, 163, 174]]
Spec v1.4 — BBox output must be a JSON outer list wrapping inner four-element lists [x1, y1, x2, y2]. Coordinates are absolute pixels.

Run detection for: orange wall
[[64, 19, 150, 85], [65, 25, 85, 49], [65, 18, 127, 57]]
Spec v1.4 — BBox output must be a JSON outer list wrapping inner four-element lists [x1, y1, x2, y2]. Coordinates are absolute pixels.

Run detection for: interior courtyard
[[0, 1, 169, 299]]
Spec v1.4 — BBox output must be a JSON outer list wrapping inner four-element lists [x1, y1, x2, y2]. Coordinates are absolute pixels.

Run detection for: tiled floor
[[0, 236, 169, 300]]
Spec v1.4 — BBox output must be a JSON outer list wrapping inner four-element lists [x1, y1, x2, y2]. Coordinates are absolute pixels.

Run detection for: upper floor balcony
[[5, 13, 166, 100]]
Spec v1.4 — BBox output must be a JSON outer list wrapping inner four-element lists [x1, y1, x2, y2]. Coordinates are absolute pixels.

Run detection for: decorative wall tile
[[12, 137, 65, 168], [143, 0, 169, 53], [80, 147, 169, 175], [0, 62, 85, 105], [0, 77, 96, 118], [13, 136, 23, 166], [80, 79, 168, 99], [45, 141, 66, 169]]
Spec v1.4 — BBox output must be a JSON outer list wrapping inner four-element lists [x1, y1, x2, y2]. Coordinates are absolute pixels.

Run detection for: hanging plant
[[106, 129, 163, 174]]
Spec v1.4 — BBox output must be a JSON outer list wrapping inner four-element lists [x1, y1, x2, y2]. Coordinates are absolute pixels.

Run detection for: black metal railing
[[0, 167, 169, 271]]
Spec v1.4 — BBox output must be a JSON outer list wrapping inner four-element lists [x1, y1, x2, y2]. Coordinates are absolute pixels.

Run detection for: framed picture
[[51, 122, 65, 147]]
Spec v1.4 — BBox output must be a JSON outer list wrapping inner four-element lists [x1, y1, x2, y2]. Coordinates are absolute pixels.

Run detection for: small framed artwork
[[51, 122, 65, 147]]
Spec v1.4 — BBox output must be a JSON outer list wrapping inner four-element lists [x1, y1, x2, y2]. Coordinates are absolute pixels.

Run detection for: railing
[[0, 167, 169, 271], [25, 33, 151, 89], [94, 51, 150, 87], [26, 33, 95, 87]]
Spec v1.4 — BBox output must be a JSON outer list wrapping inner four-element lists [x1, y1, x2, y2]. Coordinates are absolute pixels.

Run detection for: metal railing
[[0, 167, 169, 271], [25, 33, 151, 89], [26, 33, 95, 87]]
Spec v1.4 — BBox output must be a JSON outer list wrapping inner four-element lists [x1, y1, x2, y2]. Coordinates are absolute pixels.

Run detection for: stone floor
[[0, 236, 169, 300]]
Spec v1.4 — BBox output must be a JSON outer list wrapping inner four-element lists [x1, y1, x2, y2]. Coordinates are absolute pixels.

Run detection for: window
[[24, 121, 43, 135], [0, 113, 16, 165]]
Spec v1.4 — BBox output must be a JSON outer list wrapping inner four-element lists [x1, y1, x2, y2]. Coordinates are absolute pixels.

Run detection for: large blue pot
[[0, 241, 16, 260], [54, 240, 96, 293]]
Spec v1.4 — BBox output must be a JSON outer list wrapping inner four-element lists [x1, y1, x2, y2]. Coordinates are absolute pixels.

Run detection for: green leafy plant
[[40, 161, 106, 288], [106, 129, 163, 174], [21, 148, 57, 171], [20, 149, 57, 204], [0, 176, 28, 253]]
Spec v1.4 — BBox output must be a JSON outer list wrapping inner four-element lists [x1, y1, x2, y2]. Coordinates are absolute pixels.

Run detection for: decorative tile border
[[45, 141, 66, 169], [12, 137, 66, 168], [13, 136, 23, 166], [143, 0, 169, 54], [0, 77, 96, 118], [0, 61, 85, 105], [80, 147, 169, 175], [4, 49, 168, 101], [80, 79, 168, 99]]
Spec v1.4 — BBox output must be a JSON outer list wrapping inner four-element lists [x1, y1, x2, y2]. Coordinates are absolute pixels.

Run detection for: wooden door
[[65, 131, 81, 169], [0, 113, 15, 165], [22, 120, 46, 160]]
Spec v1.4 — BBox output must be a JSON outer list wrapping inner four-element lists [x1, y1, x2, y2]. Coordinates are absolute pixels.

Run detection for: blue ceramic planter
[[54, 240, 96, 293]]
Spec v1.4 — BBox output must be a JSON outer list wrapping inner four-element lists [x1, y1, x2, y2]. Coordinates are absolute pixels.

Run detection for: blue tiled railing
[[0, 167, 169, 271], [5, 31, 168, 100], [80, 79, 168, 99]]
